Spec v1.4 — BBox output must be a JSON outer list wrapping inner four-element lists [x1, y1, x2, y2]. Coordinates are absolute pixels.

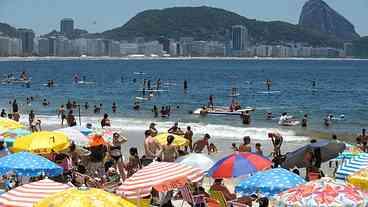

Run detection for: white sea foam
[[19, 114, 309, 142]]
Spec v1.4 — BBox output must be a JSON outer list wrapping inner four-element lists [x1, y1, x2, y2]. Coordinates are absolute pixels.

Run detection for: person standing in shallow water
[[112, 102, 117, 113]]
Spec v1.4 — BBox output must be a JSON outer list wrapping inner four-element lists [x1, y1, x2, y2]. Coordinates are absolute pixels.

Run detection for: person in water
[[208, 95, 214, 109], [152, 105, 158, 117], [266, 79, 272, 91], [192, 134, 211, 154], [112, 102, 117, 113], [241, 111, 251, 125], [184, 80, 188, 91], [302, 114, 308, 127]]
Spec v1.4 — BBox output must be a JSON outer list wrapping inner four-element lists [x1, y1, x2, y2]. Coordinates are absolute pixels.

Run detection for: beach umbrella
[[282, 140, 346, 169], [336, 143, 364, 160], [0, 152, 63, 177], [154, 133, 189, 147], [116, 162, 204, 199], [176, 153, 214, 172], [235, 168, 306, 197], [12, 131, 70, 154], [55, 127, 89, 147], [0, 118, 24, 130], [0, 178, 72, 207], [71, 126, 93, 136], [274, 177, 367, 207], [207, 152, 272, 178], [89, 134, 108, 147], [91, 128, 127, 144], [34, 187, 136, 207], [0, 128, 31, 147], [335, 153, 368, 181], [347, 168, 368, 191]]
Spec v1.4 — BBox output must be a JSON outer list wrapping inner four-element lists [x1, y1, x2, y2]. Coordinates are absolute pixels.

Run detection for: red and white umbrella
[[0, 178, 72, 207], [116, 161, 204, 199]]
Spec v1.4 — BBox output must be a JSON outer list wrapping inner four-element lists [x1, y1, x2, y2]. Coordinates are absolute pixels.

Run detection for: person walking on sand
[[58, 105, 66, 126], [269, 132, 283, 158]]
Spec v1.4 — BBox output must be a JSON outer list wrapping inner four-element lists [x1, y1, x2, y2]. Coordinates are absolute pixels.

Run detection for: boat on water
[[193, 106, 255, 116]]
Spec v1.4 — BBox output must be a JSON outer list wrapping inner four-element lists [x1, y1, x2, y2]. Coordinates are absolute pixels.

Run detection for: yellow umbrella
[[154, 133, 189, 147], [0, 118, 24, 130], [34, 187, 136, 207], [347, 168, 368, 191], [12, 131, 70, 154]]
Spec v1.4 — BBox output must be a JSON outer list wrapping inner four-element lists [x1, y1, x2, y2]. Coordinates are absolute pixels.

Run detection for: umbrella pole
[[78, 104, 81, 126]]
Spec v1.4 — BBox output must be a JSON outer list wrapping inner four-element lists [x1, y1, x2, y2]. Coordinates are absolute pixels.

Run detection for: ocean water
[[1, 58, 368, 142]]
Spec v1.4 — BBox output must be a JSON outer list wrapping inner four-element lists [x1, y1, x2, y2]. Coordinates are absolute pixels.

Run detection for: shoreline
[[0, 56, 368, 62]]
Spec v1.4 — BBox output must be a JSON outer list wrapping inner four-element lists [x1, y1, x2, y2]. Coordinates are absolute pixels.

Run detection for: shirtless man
[[184, 126, 193, 152], [168, 122, 184, 135], [144, 130, 161, 160], [192, 134, 211, 154]]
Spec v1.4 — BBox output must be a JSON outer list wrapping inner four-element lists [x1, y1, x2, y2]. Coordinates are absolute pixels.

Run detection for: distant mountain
[[0, 22, 16, 37], [102, 6, 341, 47], [353, 36, 368, 58], [299, 0, 359, 41]]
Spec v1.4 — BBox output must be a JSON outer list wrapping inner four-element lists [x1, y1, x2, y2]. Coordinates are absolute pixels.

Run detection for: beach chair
[[179, 184, 205, 207], [209, 190, 249, 207]]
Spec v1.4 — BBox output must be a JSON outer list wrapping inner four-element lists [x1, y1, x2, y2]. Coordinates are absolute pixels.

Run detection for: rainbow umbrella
[[275, 177, 367, 207], [207, 152, 272, 178], [347, 168, 368, 191]]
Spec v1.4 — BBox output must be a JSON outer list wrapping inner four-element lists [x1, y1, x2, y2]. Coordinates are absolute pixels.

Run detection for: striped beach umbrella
[[0, 179, 72, 207], [335, 153, 368, 181], [116, 162, 204, 199], [208, 152, 272, 178]]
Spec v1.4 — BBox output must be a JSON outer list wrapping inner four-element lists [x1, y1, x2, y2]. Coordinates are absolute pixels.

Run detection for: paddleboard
[[135, 97, 149, 101], [257, 91, 281, 94], [133, 72, 146, 75], [279, 120, 300, 126], [77, 81, 96, 85], [228, 93, 240, 97], [136, 89, 168, 92]]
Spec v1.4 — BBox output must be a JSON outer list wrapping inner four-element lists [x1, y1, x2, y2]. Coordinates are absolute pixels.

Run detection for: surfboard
[[77, 81, 96, 85], [133, 72, 146, 75], [136, 89, 169, 92], [228, 93, 240, 97]]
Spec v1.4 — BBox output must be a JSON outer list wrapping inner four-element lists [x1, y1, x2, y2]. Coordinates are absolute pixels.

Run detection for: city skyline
[[0, 0, 367, 36]]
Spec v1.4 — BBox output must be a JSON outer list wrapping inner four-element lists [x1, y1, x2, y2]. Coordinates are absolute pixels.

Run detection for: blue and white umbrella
[[0, 152, 63, 177], [176, 153, 214, 172], [235, 168, 305, 197], [335, 153, 368, 181]]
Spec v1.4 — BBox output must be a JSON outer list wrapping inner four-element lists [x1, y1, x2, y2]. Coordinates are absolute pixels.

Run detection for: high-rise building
[[231, 25, 249, 51], [60, 18, 74, 37], [16, 28, 35, 56]]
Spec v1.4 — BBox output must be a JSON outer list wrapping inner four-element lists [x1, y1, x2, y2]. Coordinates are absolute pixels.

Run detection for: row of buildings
[[0, 19, 353, 58]]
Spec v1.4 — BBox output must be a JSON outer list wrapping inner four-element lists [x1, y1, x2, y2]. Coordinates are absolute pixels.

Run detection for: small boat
[[192, 106, 255, 116], [1, 78, 31, 85]]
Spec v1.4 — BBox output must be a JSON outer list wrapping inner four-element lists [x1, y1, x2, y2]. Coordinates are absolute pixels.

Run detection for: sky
[[0, 0, 367, 36]]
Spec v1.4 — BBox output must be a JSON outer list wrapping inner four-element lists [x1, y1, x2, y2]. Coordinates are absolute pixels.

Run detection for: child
[[208, 143, 218, 153], [231, 143, 238, 152], [255, 143, 263, 156]]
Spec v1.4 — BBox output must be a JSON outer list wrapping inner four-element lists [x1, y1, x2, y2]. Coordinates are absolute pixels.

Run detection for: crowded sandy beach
[[0, 58, 368, 207]]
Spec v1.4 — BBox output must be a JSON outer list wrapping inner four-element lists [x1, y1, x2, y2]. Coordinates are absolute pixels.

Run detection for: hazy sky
[[0, 0, 367, 36]]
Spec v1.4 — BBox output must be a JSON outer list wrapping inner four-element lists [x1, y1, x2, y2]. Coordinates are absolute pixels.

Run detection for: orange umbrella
[[89, 134, 107, 147]]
